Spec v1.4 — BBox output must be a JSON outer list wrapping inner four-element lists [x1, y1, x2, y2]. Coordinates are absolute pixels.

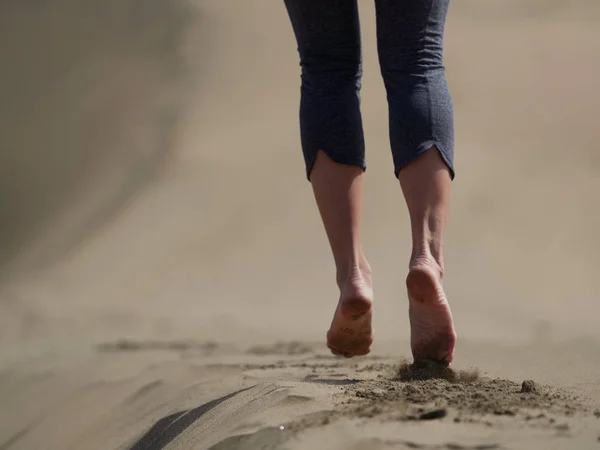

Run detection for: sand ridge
[[4, 339, 598, 450], [132, 341, 600, 449]]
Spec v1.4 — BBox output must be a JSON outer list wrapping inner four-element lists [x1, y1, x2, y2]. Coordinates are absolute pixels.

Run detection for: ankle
[[336, 255, 372, 288], [410, 247, 444, 279]]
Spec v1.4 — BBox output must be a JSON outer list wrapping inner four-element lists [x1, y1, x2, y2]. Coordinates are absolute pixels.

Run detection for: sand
[[1, 0, 600, 449]]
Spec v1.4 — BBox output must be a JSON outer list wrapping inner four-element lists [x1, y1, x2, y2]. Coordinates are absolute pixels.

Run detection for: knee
[[300, 45, 362, 87], [379, 44, 444, 77], [376, 1, 447, 76]]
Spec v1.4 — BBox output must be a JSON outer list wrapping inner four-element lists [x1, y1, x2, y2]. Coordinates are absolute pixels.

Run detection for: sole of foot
[[327, 283, 374, 358], [407, 264, 456, 365]]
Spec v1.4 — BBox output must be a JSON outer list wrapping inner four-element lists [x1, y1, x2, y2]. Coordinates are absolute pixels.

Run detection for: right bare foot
[[326, 267, 374, 358], [407, 258, 456, 365]]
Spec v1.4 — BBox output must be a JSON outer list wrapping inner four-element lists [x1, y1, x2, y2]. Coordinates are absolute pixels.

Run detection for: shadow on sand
[[128, 387, 254, 450]]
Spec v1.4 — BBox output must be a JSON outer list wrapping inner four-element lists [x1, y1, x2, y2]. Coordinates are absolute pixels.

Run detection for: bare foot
[[407, 258, 456, 365], [326, 268, 374, 358]]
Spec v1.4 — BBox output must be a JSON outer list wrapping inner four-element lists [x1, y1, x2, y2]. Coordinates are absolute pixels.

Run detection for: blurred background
[[1, 0, 599, 361]]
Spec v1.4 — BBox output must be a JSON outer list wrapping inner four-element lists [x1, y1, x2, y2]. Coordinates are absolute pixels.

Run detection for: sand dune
[[1, 0, 599, 449]]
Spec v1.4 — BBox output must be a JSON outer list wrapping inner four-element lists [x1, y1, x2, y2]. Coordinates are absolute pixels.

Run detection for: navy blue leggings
[[283, 0, 455, 180]]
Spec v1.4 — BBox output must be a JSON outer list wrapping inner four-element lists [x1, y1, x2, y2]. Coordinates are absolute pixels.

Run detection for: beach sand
[[1, 0, 600, 449]]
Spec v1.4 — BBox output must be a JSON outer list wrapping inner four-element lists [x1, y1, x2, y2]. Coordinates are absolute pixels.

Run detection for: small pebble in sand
[[520, 380, 539, 394], [279, 426, 285, 431], [418, 408, 448, 420]]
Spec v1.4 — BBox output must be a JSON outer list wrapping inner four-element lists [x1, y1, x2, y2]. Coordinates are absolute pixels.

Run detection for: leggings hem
[[306, 148, 366, 181], [393, 140, 455, 180]]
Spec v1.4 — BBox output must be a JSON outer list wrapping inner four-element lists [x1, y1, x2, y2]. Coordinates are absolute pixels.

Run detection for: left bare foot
[[326, 266, 373, 358]]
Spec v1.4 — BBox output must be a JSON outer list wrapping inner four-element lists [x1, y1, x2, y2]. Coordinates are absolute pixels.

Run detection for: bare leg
[[310, 151, 373, 358], [399, 147, 456, 365]]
